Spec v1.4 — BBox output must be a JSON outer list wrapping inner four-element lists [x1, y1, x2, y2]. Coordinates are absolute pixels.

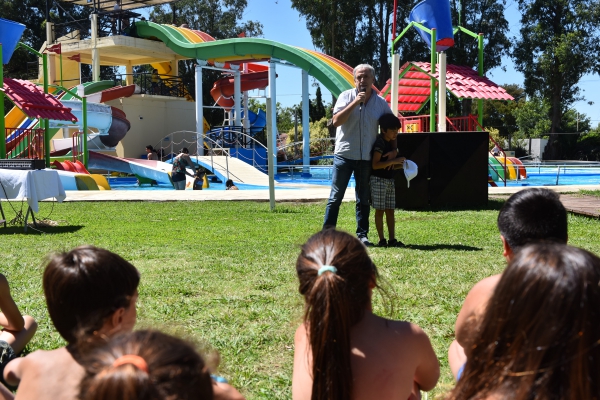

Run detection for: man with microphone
[[323, 64, 397, 246]]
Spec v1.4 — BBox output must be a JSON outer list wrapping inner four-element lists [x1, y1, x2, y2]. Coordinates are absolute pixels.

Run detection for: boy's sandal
[[378, 238, 387, 247]]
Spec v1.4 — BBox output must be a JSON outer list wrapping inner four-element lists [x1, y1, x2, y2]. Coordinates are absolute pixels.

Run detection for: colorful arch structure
[[133, 21, 355, 98]]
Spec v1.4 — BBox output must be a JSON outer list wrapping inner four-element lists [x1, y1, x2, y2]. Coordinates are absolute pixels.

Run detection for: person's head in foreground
[[296, 229, 378, 399], [78, 330, 213, 400], [497, 188, 567, 259], [447, 242, 600, 400], [43, 245, 140, 344], [181, 147, 189, 154], [225, 179, 235, 188]]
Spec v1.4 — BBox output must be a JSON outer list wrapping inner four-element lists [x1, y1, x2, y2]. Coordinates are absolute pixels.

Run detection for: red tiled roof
[[3, 78, 77, 121], [381, 62, 514, 113]]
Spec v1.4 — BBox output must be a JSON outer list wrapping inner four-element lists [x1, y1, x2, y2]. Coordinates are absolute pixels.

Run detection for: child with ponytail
[[292, 229, 439, 400], [78, 330, 213, 400]]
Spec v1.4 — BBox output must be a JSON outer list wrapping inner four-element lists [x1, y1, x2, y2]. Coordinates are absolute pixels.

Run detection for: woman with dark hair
[[171, 147, 195, 190], [447, 242, 600, 400], [292, 229, 439, 400]]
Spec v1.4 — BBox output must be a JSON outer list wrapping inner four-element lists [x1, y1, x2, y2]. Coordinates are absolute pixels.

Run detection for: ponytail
[[297, 230, 376, 400], [79, 330, 213, 400]]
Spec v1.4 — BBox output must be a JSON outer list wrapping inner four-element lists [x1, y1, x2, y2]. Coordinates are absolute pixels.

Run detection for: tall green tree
[[291, 0, 510, 110], [290, 0, 395, 88], [481, 84, 525, 137], [513, 0, 600, 158]]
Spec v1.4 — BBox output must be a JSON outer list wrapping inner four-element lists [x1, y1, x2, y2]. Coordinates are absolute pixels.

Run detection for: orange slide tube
[[210, 71, 269, 109], [508, 157, 527, 179]]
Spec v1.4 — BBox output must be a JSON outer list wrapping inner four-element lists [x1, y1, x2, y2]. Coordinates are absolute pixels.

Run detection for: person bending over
[[171, 148, 196, 190]]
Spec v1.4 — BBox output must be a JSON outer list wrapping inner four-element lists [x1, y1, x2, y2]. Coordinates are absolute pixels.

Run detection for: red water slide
[[210, 69, 270, 110]]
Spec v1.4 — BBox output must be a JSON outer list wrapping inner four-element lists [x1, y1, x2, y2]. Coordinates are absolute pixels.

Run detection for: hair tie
[[112, 355, 149, 373], [318, 265, 337, 276]]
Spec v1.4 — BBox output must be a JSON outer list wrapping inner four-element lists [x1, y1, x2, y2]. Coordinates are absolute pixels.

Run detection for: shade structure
[[409, 0, 455, 52], [0, 18, 26, 63]]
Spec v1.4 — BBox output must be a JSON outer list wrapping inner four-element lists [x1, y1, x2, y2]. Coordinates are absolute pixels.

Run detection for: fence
[[5, 128, 44, 160]]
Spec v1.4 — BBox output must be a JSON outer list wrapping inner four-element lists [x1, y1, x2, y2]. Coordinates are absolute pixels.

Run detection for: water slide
[[88, 151, 173, 185], [5, 81, 132, 157], [134, 22, 356, 99], [211, 71, 269, 109]]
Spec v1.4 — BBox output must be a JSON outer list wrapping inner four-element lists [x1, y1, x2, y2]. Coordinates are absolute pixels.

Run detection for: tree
[[481, 84, 525, 138], [309, 86, 326, 122], [513, 96, 551, 138], [290, 0, 395, 87], [513, 0, 600, 159], [291, 0, 510, 114]]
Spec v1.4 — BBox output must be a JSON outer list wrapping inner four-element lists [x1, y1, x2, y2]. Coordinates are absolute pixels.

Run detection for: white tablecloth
[[0, 169, 67, 213]]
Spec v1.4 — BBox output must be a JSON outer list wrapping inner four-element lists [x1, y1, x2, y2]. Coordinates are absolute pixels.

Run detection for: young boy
[[448, 188, 568, 379], [370, 113, 406, 247], [3, 246, 140, 400]]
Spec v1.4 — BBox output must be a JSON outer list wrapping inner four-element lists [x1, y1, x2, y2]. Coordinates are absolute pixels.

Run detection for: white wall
[[528, 138, 548, 160], [107, 95, 196, 158]]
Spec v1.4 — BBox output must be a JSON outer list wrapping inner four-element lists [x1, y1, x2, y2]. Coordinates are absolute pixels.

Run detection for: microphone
[[359, 87, 366, 111]]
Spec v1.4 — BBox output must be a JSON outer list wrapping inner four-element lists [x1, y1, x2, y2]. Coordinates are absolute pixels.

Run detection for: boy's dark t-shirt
[[371, 134, 396, 179]]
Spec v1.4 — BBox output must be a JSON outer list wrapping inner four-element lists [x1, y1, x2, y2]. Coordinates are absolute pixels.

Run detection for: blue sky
[[243, 0, 600, 128]]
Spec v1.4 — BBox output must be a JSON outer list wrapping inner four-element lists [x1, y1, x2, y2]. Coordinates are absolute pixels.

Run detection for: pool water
[[106, 166, 600, 190], [505, 168, 600, 187]]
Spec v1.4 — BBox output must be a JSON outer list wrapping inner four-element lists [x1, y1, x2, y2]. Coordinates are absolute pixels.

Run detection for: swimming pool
[[505, 167, 600, 187], [107, 166, 600, 190]]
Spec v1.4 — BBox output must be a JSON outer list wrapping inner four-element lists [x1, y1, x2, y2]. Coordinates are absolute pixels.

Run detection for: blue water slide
[[230, 109, 267, 134], [409, 0, 455, 52]]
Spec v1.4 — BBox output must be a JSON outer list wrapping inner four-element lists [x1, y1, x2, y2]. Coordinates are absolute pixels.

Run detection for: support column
[[391, 52, 400, 116], [268, 61, 277, 176], [242, 63, 250, 132], [0, 45, 5, 158], [91, 13, 100, 82], [438, 52, 447, 132], [429, 29, 437, 132], [195, 64, 204, 156], [233, 69, 241, 126], [301, 70, 311, 177], [170, 59, 179, 77], [267, 61, 277, 210], [125, 63, 133, 86]]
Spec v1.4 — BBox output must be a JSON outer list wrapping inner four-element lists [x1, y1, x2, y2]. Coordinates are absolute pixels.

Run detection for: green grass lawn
[[1, 198, 599, 399]]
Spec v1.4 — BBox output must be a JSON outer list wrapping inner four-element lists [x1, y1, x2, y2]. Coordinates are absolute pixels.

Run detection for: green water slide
[[134, 22, 353, 98]]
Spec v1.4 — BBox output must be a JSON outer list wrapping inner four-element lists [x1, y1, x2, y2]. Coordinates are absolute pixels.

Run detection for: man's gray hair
[[353, 64, 375, 79]]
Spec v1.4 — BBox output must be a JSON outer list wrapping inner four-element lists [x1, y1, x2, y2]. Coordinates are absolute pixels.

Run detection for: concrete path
[[26, 183, 600, 219]]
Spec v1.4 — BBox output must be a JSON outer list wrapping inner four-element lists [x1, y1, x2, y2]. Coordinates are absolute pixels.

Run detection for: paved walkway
[[490, 185, 600, 218], [28, 184, 600, 218]]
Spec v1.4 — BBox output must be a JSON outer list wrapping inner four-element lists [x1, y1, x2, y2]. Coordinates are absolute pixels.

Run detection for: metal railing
[[520, 162, 600, 185], [5, 128, 44, 160], [279, 138, 335, 162], [113, 72, 193, 99], [397, 114, 483, 133], [154, 129, 270, 180]]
